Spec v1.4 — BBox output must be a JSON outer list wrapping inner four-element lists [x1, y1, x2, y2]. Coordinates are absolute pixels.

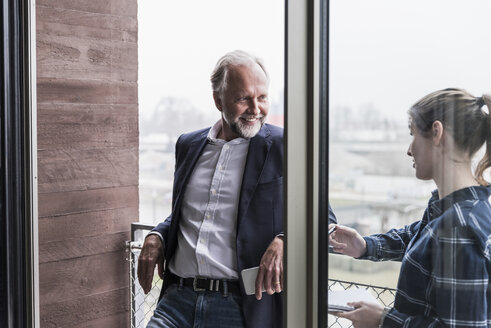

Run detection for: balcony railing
[[126, 223, 160, 328], [327, 280, 396, 327], [126, 223, 397, 328]]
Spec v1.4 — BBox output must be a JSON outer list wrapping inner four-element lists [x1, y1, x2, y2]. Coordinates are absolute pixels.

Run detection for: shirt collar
[[207, 120, 249, 145], [426, 185, 491, 220]]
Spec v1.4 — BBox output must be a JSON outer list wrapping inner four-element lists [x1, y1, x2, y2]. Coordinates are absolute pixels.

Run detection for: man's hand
[[329, 224, 367, 258], [137, 234, 165, 294], [335, 301, 384, 328], [255, 236, 283, 300]]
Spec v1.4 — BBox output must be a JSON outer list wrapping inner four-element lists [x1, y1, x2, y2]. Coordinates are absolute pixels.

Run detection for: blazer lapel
[[237, 125, 272, 225], [173, 130, 209, 211]]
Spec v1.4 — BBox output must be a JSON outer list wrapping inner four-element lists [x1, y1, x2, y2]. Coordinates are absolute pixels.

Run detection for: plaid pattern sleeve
[[362, 221, 421, 262], [367, 186, 491, 327]]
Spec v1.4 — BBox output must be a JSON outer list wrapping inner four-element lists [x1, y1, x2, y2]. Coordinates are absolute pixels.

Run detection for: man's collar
[[206, 120, 223, 142]]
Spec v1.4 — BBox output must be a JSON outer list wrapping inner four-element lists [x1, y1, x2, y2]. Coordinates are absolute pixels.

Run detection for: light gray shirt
[[167, 120, 250, 279]]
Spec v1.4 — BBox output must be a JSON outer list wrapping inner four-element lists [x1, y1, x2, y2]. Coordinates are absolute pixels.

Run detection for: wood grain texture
[[37, 103, 138, 150], [37, 19, 137, 44], [38, 147, 138, 193], [40, 287, 129, 328], [37, 0, 137, 17], [70, 312, 130, 328], [40, 231, 130, 264], [37, 5, 137, 34], [37, 78, 137, 105], [39, 252, 129, 305], [38, 186, 138, 217], [39, 207, 138, 242], [37, 0, 137, 325], [37, 33, 137, 81]]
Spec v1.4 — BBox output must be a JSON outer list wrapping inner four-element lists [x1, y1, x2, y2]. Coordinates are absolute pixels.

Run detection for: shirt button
[[224, 145, 229, 150]]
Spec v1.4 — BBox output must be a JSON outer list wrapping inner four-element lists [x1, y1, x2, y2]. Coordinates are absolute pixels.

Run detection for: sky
[[138, 0, 490, 123], [330, 0, 491, 121], [138, 0, 285, 120]]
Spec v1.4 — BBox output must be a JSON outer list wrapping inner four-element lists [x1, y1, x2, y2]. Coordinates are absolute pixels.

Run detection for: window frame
[[0, 0, 39, 326], [317, 0, 330, 326], [284, 0, 325, 326]]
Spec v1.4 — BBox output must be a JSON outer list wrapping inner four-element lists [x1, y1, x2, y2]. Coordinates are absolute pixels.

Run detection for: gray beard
[[229, 116, 265, 139]]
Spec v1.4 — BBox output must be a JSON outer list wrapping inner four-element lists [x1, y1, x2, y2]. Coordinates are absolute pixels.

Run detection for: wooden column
[[36, 1, 138, 326]]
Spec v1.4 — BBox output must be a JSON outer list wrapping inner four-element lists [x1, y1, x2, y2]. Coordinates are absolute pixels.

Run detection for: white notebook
[[328, 289, 378, 312]]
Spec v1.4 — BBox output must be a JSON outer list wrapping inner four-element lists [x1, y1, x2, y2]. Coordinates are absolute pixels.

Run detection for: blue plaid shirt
[[362, 185, 491, 327]]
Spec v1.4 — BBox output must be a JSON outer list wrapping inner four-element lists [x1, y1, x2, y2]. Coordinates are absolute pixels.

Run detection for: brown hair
[[475, 94, 491, 185], [408, 88, 491, 185]]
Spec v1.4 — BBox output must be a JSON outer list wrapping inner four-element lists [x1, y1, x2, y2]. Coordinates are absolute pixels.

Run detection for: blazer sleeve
[[150, 134, 184, 244], [328, 203, 337, 224]]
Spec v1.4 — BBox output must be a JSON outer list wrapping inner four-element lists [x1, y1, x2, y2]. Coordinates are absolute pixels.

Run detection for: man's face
[[213, 63, 269, 140]]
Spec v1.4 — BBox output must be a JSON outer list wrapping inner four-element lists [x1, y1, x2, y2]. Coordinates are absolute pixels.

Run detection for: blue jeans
[[146, 284, 246, 328]]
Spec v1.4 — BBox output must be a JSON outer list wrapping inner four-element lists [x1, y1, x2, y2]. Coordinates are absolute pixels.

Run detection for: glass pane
[[138, 0, 285, 224], [328, 1, 491, 327], [135, 1, 285, 327]]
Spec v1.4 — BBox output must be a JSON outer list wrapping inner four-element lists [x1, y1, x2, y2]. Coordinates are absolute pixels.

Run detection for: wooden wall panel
[[37, 104, 138, 150], [39, 252, 129, 305], [71, 313, 130, 328], [39, 207, 138, 242], [38, 148, 138, 193], [39, 231, 129, 263], [40, 288, 129, 328], [37, 19, 137, 44], [39, 185, 138, 220], [37, 78, 137, 105], [37, 34, 137, 81], [37, 0, 138, 326], [36, 6, 137, 35], [37, 0, 137, 17]]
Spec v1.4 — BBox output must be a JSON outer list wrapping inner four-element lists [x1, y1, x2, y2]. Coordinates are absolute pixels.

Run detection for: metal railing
[[327, 280, 396, 328], [126, 223, 397, 328], [126, 223, 163, 328]]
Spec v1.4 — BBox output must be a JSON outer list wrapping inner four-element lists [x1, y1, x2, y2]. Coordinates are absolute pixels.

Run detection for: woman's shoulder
[[431, 195, 490, 243], [422, 187, 491, 260], [455, 188, 491, 222], [438, 185, 490, 222]]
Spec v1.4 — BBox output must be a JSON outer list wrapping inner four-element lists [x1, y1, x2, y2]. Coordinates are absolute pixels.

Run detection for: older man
[[138, 50, 284, 328]]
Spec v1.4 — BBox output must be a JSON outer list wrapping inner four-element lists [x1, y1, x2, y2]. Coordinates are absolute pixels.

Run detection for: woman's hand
[[329, 224, 367, 258], [336, 301, 385, 328]]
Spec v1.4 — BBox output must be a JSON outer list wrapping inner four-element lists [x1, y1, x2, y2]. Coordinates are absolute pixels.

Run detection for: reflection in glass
[[138, 0, 284, 223], [328, 1, 491, 326]]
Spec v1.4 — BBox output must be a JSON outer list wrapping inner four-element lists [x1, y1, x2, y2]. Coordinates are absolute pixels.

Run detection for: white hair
[[210, 50, 269, 96]]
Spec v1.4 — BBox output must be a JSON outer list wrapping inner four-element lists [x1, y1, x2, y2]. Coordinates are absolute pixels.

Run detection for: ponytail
[[475, 94, 491, 186]]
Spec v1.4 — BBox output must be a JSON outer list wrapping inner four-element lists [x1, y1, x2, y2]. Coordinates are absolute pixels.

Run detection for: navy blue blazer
[[153, 124, 284, 328], [152, 123, 338, 327]]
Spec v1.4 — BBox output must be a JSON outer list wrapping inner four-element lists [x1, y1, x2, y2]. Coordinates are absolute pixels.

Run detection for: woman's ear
[[432, 120, 444, 146]]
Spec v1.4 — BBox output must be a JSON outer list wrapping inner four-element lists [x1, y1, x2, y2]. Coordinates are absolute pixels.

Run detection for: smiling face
[[213, 62, 269, 140], [407, 122, 436, 180]]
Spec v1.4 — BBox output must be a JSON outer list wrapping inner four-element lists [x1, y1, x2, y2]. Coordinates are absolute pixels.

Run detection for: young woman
[[330, 88, 491, 328]]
